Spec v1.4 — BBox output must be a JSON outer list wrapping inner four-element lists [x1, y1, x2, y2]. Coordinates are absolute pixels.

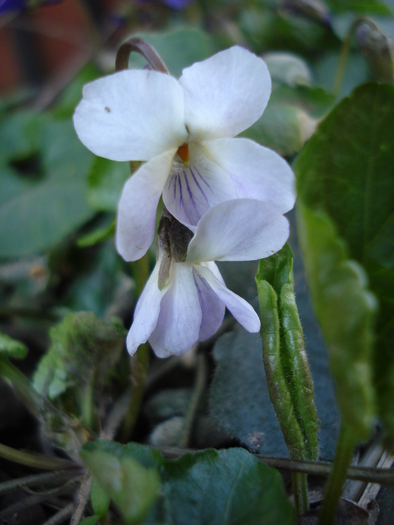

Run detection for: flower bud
[[356, 21, 394, 83]]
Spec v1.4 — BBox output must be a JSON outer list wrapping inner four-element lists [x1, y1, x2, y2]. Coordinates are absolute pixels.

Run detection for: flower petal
[[192, 264, 225, 340], [116, 149, 176, 261], [206, 137, 296, 214], [126, 259, 169, 355], [73, 70, 187, 161], [187, 199, 290, 263], [149, 263, 202, 357], [179, 46, 271, 141], [163, 143, 238, 228], [195, 264, 260, 332]]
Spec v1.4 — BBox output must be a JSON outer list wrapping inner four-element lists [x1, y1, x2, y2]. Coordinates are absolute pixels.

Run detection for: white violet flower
[[127, 199, 290, 358], [73, 46, 295, 261]]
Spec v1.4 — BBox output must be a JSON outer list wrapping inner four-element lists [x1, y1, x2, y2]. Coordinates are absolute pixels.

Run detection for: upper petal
[[116, 149, 176, 261], [126, 258, 169, 355], [186, 199, 290, 263], [179, 46, 271, 141], [148, 263, 202, 357], [195, 264, 260, 333], [163, 143, 237, 228], [206, 138, 296, 214], [73, 69, 187, 162]]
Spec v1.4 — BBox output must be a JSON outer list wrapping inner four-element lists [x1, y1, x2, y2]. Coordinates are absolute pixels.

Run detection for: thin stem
[[0, 442, 75, 470], [292, 472, 309, 518], [179, 353, 207, 448], [70, 473, 93, 525], [333, 17, 367, 97], [0, 470, 81, 495], [115, 37, 169, 73], [318, 422, 357, 525], [120, 343, 149, 442], [42, 503, 74, 525], [157, 446, 394, 486]]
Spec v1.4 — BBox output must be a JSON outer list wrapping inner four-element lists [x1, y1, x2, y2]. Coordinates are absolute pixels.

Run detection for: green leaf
[[77, 221, 116, 248], [256, 244, 319, 461], [33, 312, 125, 423], [161, 448, 294, 525], [0, 114, 95, 258], [127, 27, 217, 77], [81, 444, 160, 525], [91, 477, 110, 519], [325, 0, 392, 14], [295, 83, 394, 440], [80, 442, 295, 525], [78, 516, 100, 525], [0, 332, 28, 359], [87, 157, 131, 213]]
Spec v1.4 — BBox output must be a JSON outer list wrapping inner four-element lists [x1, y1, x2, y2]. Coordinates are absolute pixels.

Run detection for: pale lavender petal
[[163, 143, 237, 228], [73, 69, 187, 162], [192, 265, 225, 341], [179, 46, 271, 141], [149, 263, 202, 357], [206, 137, 296, 214], [126, 260, 169, 355], [187, 199, 290, 263], [116, 149, 176, 261], [195, 264, 260, 333]]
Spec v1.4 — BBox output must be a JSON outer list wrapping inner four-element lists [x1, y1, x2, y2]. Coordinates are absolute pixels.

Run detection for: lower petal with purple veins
[[193, 267, 225, 341], [149, 263, 202, 357], [163, 143, 237, 228]]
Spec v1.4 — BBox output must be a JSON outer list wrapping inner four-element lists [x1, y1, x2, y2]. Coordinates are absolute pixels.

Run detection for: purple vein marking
[[183, 171, 197, 212], [190, 167, 209, 204], [195, 167, 211, 190], [177, 175, 184, 209]]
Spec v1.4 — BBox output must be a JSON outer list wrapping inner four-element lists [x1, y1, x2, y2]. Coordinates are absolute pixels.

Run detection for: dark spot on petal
[[105, 106, 110, 112]]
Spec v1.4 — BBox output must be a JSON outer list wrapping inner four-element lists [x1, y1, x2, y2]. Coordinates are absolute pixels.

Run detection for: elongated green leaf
[[0, 332, 28, 359], [80, 441, 295, 525], [256, 244, 319, 461], [297, 206, 377, 439], [295, 82, 394, 440]]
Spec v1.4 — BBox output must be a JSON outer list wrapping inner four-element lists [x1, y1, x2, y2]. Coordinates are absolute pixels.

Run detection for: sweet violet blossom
[[127, 199, 290, 358], [73, 46, 295, 262]]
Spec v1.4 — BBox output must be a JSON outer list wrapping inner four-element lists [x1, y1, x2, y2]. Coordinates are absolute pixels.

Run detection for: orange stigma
[[177, 143, 189, 167]]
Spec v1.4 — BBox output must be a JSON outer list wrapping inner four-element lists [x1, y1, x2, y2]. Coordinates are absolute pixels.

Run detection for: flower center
[[177, 143, 189, 167]]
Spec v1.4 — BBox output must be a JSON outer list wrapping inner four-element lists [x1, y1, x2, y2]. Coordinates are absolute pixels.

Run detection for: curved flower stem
[[333, 17, 367, 97], [292, 472, 309, 517], [0, 442, 75, 470], [318, 422, 357, 525], [116, 37, 169, 74], [119, 251, 151, 442], [179, 353, 207, 448], [114, 37, 168, 442]]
